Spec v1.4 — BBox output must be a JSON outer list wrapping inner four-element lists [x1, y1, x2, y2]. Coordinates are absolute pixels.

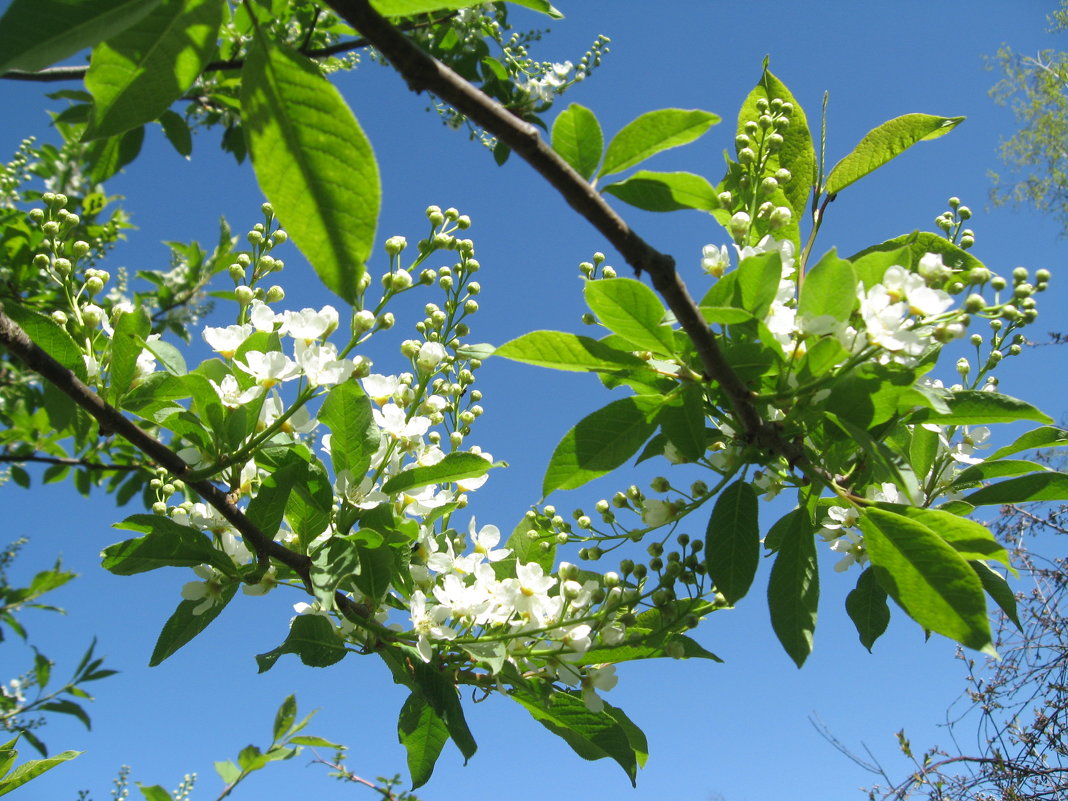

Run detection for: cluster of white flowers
[[520, 61, 575, 105]]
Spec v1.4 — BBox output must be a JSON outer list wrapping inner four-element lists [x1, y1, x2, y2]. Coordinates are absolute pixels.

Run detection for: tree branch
[[321, 0, 809, 467], [0, 453, 144, 471], [0, 307, 370, 620], [0, 15, 452, 83]]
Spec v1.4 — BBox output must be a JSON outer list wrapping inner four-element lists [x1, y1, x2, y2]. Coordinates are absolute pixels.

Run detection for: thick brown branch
[[322, 0, 807, 464], [0, 307, 368, 619]]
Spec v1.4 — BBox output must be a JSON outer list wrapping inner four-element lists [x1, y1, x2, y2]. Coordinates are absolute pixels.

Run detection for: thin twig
[[0, 453, 144, 471]]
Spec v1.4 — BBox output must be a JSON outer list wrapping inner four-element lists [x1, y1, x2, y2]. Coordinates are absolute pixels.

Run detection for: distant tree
[[989, 1, 1068, 233]]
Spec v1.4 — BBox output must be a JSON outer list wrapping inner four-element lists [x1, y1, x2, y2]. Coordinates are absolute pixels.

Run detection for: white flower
[[409, 590, 458, 662], [701, 243, 730, 277], [210, 374, 264, 408], [469, 517, 510, 562], [181, 566, 227, 615], [827, 531, 867, 572], [882, 265, 953, 318], [949, 425, 991, 465], [416, 341, 447, 373], [259, 392, 318, 435], [581, 665, 618, 713], [456, 446, 493, 492], [280, 305, 338, 342], [250, 301, 280, 332], [641, 499, 676, 526], [236, 350, 301, 388], [363, 373, 401, 405], [295, 340, 354, 387], [374, 403, 430, 441], [203, 324, 253, 358]]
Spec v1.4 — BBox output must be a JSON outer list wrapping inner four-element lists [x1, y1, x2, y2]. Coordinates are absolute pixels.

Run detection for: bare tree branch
[[0, 453, 144, 472]]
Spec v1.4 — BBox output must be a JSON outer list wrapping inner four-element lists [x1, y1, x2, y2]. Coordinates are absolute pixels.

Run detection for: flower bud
[[51, 310, 67, 326], [1013, 267, 1029, 283], [963, 293, 986, 313], [271, 229, 288, 245], [234, 286, 254, 305], [729, 211, 751, 238], [265, 285, 285, 303], [42, 220, 59, 236], [967, 267, 990, 285], [766, 133, 784, 152], [385, 235, 407, 255], [1036, 268, 1051, 283], [81, 303, 104, 327], [28, 208, 44, 223], [737, 147, 756, 164], [261, 202, 274, 217], [72, 240, 90, 257], [85, 275, 103, 295]]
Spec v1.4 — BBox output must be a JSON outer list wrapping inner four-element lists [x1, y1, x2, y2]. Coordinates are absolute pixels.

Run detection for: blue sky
[[3, 2, 1068, 800]]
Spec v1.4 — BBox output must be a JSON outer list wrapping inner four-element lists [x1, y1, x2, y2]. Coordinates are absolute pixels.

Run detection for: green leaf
[[102, 515, 233, 575], [136, 785, 171, 801], [602, 170, 718, 212], [493, 330, 644, 372], [141, 335, 186, 375], [860, 507, 992, 652], [272, 694, 297, 741], [398, 693, 449, 789], [971, 561, 1021, 630], [987, 425, 1068, 461], [319, 381, 378, 479], [551, 103, 603, 180], [84, 0, 223, 139], [797, 249, 856, 323], [845, 567, 890, 652], [38, 700, 90, 730], [511, 688, 640, 786], [246, 455, 307, 538], [285, 455, 334, 547], [910, 390, 1051, 425], [737, 64, 815, 219], [108, 306, 151, 400], [767, 509, 818, 667], [242, 36, 379, 304], [150, 581, 238, 666], [825, 114, 965, 195], [255, 614, 348, 672], [599, 108, 719, 178], [656, 383, 706, 462], [86, 123, 145, 183], [584, 278, 673, 354], [736, 250, 783, 318], [0, 0, 161, 74], [0, 749, 80, 797], [849, 231, 984, 275], [158, 109, 192, 157], [4, 303, 87, 382], [580, 631, 721, 666], [382, 452, 492, 494], [372, 0, 561, 16], [879, 504, 1014, 574], [542, 396, 660, 495], [705, 481, 760, 605], [951, 459, 1048, 487], [964, 472, 1068, 505], [497, 513, 556, 576]]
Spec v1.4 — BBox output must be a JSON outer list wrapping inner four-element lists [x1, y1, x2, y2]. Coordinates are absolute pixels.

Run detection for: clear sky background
[[3, 2, 1068, 800]]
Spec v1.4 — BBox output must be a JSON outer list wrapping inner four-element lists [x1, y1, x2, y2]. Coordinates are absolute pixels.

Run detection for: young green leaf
[[542, 396, 660, 495], [0, 0, 161, 74], [845, 567, 890, 652], [877, 504, 1014, 574], [971, 561, 1021, 630], [656, 383, 706, 462], [511, 689, 641, 786], [0, 748, 80, 796], [242, 36, 380, 304], [102, 515, 233, 576], [705, 481, 760, 605], [382, 452, 493, 494], [797, 249, 856, 322], [84, 0, 223, 140], [599, 108, 719, 178], [158, 109, 192, 157], [736, 250, 783, 319], [849, 231, 984, 274], [909, 390, 1051, 426], [494, 330, 645, 372], [3, 303, 87, 382], [767, 509, 818, 666], [951, 459, 1048, 488], [987, 425, 1068, 461], [584, 277, 673, 354], [860, 507, 993, 653], [255, 614, 348, 672], [551, 103, 603, 180], [150, 581, 239, 666], [825, 114, 965, 195], [107, 306, 151, 401], [398, 693, 449, 789], [964, 472, 1068, 506], [736, 64, 815, 219], [319, 381, 378, 479], [602, 170, 718, 212]]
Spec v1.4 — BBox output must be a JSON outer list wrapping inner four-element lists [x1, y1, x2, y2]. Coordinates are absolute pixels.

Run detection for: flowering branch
[[0, 305, 370, 620], [320, 0, 807, 467]]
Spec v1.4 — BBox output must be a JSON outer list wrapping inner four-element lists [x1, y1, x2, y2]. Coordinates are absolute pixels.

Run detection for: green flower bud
[[85, 275, 103, 295], [72, 240, 90, 257], [717, 190, 733, 208], [42, 220, 59, 236], [464, 299, 479, 314], [50, 310, 67, 326], [261, 202, 273, 217], [1014, 283, 1034, 299], [948, 196, 961, 209], [738, 147, 756, 164], [33, 253, 50, 270], [957, 205, 971, 220], [229, 264, 245, 283], [1036, 268, 1051, 283], [648, 556, 663, 571], [265, 285, 285, 303], [1013, 267, 1029, 283], [963, 293, 986, 313], [28, 208, 44, 223], [271, 229, 288, 245], [760, 176, 779, 194], [967, 267, 990, 284], [774, 167, 792, 183], [385, 235, 407, 255], [969, 333, 983, 346], [234, 286, 254, 305], [766, 132, 784, 151], [456, 215, 472, 229], [650, 476, 670, 493], [991, 276, 1007, 291]]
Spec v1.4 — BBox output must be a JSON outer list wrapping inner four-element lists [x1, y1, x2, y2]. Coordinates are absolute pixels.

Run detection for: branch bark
[[322, 0, 809, 466], [0, 307, 371, 620]]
